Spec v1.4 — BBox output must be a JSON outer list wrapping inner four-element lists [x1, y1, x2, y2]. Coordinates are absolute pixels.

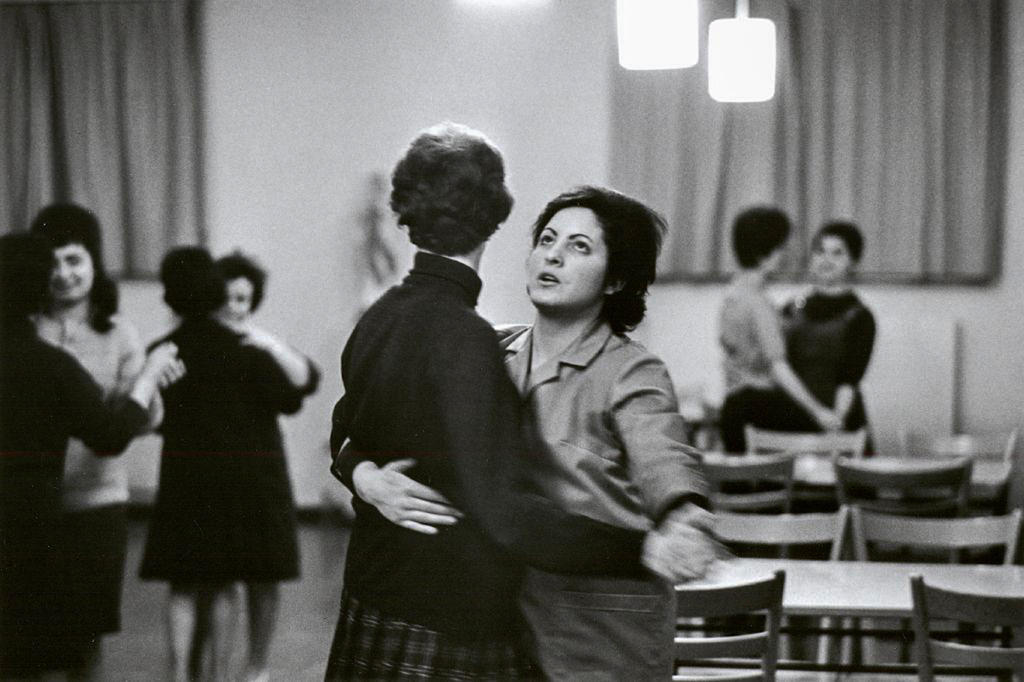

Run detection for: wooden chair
[[851, 507, 1022, 564], [834, 457, 973, 517], [910, 575, 1024, 681], [745, 426, 867, 458], [899, 429, 1018, 512], [702, 454, 795, 513], [714, 508, 850, 665], [899, 428, 1018, 462], [714, 507, 849, 560], [674, 570, 785, 682]]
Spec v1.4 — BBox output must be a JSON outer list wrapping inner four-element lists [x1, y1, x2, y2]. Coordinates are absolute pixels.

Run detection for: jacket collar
[[407, 251, 482, 307], [503, 318, 615, 394]]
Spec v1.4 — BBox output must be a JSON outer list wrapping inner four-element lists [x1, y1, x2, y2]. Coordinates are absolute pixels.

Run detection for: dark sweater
[[331, 253, 646, 639], [1, 326, 148, 670], [782, 290, 876, 431]]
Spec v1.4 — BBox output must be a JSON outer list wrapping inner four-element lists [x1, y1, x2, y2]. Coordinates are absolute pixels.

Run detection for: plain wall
[[121, 0, 1023, 506]]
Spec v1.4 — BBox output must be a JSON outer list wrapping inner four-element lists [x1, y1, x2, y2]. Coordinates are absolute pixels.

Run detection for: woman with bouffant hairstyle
[[142, 247, 316, 682], [327, 125, 702, 680]]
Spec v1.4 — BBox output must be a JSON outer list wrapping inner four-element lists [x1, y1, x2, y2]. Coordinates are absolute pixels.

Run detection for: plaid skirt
[[324, 589, 535, 681]]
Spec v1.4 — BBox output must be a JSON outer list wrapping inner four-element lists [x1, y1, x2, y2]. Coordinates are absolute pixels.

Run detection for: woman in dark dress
[[140, 247, 318, 682], [215, 251, 320, 682], [782, 221, 876, 438], [0, 233, 181, 678]]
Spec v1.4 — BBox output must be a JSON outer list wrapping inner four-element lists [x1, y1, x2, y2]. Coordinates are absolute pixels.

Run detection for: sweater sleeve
[[52, 349, 149, 455], [431, 320, 646, 576], [837, 306, 876, 385]]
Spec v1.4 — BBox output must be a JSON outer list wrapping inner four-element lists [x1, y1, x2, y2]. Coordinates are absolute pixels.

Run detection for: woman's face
[[49, 243, 95, 306], [809, 235, 854, 285], [526, 207, 611, 318], [220, 276, 255, 325]]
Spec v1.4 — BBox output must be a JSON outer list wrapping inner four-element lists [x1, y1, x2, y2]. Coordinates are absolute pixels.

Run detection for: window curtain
[[610, 0, 1007, 283], [0, 1, 206, 277]]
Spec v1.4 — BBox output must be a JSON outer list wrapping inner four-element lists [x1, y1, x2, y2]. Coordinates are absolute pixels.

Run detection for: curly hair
[[813, 220, 865, 263], [0, 233, 52, 332], [160, 247, 226, 319], [389, 122, 513, 256], [216, 251, 267, 312], [532, 186, 665, 334], [30, 203, 119, 333], [731, 206, 791, 268]]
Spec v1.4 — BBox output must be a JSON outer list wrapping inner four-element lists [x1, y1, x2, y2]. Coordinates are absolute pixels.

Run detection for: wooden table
[[701, 452, 1011, 500], [677, 558, 1024, 618]]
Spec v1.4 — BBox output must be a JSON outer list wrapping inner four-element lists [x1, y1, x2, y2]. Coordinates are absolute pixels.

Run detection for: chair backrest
[[745, 426, 867, 458], [674, 570, 785, 682], [910, 574, 1024, 681], [834, 457, 972, 517], [851, 507, 1022, 564], [900, 428, 1019, 462], [715, 507, 850, 561], [702, 454, 796, 513]]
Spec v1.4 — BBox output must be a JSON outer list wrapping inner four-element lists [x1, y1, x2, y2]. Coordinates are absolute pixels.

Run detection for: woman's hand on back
[[352, 460, 463, 535]]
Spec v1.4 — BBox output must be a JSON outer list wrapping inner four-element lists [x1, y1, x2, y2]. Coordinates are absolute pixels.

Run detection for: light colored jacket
[[501, 320, 706, 680]]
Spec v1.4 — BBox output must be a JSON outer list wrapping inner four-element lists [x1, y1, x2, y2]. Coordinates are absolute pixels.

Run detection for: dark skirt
[[325, 589, 533, 681], [61, 504, 128, 635]]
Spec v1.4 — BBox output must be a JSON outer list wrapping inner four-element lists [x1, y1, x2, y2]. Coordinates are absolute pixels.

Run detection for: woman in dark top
[[215, 250, 321, 682], [140, 247, 318, 682], [782, 221, 876, 437], [0, 233, 181, 678], [327, 124, 711, 680]]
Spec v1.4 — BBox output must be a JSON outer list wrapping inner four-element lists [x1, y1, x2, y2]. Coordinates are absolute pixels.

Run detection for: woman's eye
[[572, 241, 590, 254], [538, 234, 554, 246]]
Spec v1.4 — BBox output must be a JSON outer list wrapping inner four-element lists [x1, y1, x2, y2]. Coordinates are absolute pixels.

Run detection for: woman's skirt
[[324, 589, 533, 680]]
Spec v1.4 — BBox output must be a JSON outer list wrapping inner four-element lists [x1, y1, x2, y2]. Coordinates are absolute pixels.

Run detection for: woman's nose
[[544, 244, 563, 264]]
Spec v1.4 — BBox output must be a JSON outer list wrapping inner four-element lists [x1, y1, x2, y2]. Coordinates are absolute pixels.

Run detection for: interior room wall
[[120, 0, 1023, 506]]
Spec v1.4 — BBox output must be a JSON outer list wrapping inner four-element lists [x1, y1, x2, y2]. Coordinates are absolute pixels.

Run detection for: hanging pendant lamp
[[708, 0, 776, 102], [616, 0, 699, 70]]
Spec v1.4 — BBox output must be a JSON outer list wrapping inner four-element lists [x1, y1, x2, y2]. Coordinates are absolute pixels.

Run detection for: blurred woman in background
[[215, 251, 320, 682], [31, 204, 163, 680], [718, 207, 841, 453], [782, 221, 876, 440], [140, 247, 318, 682], [0, 232, 181, 679]]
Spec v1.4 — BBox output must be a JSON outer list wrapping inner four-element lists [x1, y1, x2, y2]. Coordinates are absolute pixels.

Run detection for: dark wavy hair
[[532, 186, 665, 334], [30, 203, 119, 333], [813, 220, 865, 263], [216, 251, 267, 312], [160, 247, 226, 319], [389, 122, 514, 256], [731, 206, 791, 269], [0, 233, 53, 335]]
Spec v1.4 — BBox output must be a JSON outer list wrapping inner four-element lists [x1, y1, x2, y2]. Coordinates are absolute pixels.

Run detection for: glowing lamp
[[617, 0, 699, 70]]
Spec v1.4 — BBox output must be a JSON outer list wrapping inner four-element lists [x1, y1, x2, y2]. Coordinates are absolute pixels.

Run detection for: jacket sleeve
[[609, 351, 709, 522], [431, 320, 646, 576]]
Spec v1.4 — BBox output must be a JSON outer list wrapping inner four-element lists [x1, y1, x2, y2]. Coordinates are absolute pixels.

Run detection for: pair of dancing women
[[328, 122, 718, 681]]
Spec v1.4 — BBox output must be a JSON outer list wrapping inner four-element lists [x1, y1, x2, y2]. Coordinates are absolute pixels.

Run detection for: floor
[[96, 519, 991, 681], [100, 518, 348, 681]]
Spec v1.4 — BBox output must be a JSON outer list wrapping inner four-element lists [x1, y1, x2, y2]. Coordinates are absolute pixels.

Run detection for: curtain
[[0, 1, 206, 277], [610, 0, 1007, 283]]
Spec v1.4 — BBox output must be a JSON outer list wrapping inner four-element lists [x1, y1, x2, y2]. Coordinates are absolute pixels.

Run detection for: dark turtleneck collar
[[407, 251, 482, 308]]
